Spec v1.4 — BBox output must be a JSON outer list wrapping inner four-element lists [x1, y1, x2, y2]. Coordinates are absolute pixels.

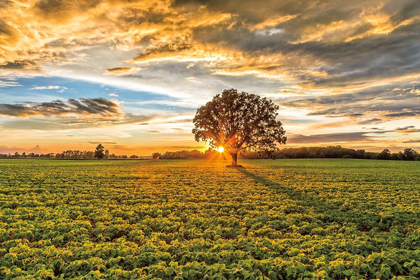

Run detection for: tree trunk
[[231, 153, 238, 167]]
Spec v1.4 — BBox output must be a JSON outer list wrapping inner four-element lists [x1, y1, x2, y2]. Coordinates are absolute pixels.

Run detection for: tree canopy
[[192, 89, 287, 166], [94, 144, 105, 159]]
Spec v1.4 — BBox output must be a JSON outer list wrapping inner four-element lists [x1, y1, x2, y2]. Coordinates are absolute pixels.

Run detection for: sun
[[217, 146, 225, 153]]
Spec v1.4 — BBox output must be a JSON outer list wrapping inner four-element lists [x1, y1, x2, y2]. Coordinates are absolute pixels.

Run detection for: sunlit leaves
[[0, 159, 419, 279], [193, 89, 287, 157]]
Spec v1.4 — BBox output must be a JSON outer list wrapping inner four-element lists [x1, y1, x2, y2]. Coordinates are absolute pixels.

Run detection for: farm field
[[0, 158, 419, 279]]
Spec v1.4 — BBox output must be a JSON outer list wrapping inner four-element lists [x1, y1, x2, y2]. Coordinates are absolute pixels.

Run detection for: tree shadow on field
[[236, 167, 324, 209], [235, 167, 384, 231]]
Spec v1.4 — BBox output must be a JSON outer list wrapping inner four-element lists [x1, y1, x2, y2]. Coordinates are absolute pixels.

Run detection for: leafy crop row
[[0, 159, 419, 279]]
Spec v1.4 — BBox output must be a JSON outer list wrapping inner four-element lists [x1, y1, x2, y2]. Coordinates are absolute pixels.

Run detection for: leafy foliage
[[94, 144, 105, 159], [193, 89, 287, 158], [0, 159, 419, 279]]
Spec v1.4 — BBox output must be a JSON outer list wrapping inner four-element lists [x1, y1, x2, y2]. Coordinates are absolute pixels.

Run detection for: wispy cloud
[[105, 67, 142, 76]]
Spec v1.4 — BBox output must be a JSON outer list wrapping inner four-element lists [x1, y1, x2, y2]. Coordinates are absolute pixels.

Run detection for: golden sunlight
[[217, 146, 225, 153]]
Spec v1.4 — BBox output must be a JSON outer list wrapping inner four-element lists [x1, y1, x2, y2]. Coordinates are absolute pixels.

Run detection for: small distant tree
[[404, 148, 417, 161], [193, 89, 287, 167], [152, 152, 161, 159], [94, 144, 105, 159], [377, 149, 391, 160], [356, 149, 365, 159]]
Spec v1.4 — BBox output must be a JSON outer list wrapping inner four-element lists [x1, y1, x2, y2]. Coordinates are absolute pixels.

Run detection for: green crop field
[[0, 159, 419, 279]]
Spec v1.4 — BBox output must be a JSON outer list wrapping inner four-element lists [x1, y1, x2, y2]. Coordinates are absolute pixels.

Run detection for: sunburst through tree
[[192, 89, 287, 167]]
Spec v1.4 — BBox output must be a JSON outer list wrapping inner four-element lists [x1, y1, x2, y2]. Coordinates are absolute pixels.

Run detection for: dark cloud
[[33, 0, 101, 21], [132, 36, 194, 62], [396, 126, 420, 133], [106, 67, 133, 73], [397, 126, 415, 130], [284, 82, 420, 123], [105, 66, 141, 75], [0, 0, 11, 9], [357, 118, 383, 125], [0, 60, 39, 70], [403, 139, 420, 143], [0, 97, 122, 117], [385, 112, 417, 118], [363, 127, 384, 130], [170, 0, 420, 89], [0, 18, 15, 36]]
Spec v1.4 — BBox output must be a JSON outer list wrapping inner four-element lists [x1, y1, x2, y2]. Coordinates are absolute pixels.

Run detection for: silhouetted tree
[[404, 148, 417, 161], [94, 144, 105, 159], [377, 149, 391, 160], [152, 152, 161, 159], [193, 89, 287, 167]]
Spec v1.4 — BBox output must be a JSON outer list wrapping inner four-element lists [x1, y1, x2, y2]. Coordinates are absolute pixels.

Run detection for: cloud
[[403, 139, 420, 143], [31, 85, 67, 91], [105, 67, 142, 76], [284, 81, 420, 124], [0, 97, 122, 118], [0, 144, 46, 154], [88, 141, 117, 145], [396, 126, 415, 130], [0, 79, 21, 87], [148, 130, 159, 133], [166, 145, 206, 149], [1, 0, 420, 152], [288, 131, 389, 144], [396, 126, 420, 133]]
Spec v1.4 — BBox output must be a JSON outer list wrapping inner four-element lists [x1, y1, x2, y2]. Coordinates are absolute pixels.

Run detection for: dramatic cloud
[[0, 98, 122, 118], [0, 0, 419, 152]]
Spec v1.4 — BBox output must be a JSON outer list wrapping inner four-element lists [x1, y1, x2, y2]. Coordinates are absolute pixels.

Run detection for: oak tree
[[193, 89, 287, 166], [94, 144, 105, 159]]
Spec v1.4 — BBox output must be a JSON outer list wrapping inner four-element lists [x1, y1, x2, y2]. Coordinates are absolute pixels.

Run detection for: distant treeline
[[0, 150, 150, 159], [2, 145, 419, 161], [153, 146, 419, 161], [241, 146, 419, 161], [152, 150, 217, 159]]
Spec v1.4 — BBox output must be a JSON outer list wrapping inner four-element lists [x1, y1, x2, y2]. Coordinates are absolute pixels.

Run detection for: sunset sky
[[1, 0, 420, 155]]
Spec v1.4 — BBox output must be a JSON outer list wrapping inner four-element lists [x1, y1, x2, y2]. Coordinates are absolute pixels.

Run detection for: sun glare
[[217, 146, 225, 153]]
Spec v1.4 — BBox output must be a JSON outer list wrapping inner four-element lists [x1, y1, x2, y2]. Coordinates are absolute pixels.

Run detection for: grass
[[0, 158, 419, 279]]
